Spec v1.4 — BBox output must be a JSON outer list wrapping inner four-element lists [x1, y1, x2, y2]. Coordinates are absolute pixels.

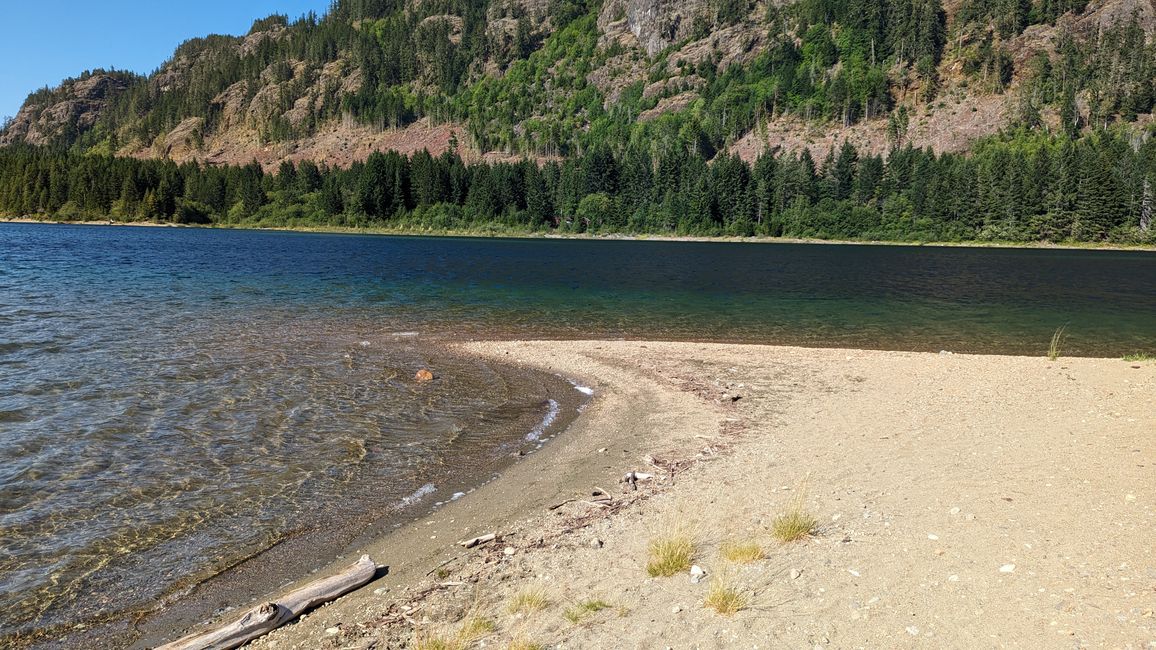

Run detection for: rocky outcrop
[[1075, 0, 1156, 36], [599, 0, 710, 56], [0, 73, 137, 146], [158, 117, 205, 160]]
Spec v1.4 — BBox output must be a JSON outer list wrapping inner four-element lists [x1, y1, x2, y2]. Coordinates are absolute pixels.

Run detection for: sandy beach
[[144, 341, 1155, 649]]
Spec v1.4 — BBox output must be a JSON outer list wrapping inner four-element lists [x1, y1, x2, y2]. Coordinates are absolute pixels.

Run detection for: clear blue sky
[[0, 1, 333, 121]]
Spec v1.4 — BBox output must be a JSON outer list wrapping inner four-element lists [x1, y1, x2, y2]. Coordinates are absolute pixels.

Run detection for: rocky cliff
[[1, 72, 139, 147], [3, 0, 1155, 169]]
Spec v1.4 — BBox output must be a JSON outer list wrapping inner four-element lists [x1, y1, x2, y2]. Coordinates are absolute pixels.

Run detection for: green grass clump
[[703, 577, 748, 615], [563, 598, 612, 624], [1048, 326, 1067, 361], [720, 539, 765, 563], [772, 510, 817, 542], [1123, 352, 1154, 362], [646, 533, 696, 577], [507, 586, 550, 615]]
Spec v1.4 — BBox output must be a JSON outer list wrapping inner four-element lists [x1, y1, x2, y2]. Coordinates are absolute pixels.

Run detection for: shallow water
[[0, 223, 1153, 642]]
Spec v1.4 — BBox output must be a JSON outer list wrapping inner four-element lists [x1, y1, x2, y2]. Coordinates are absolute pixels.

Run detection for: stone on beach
[[689, 565, 707, 584]]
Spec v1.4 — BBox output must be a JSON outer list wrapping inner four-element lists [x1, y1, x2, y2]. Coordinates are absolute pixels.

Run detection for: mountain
[[1, 0, 1155, 245], [4, 0, 1156, 170]]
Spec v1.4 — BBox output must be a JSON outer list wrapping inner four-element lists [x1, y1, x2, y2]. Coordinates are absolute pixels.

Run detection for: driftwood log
[[157, 554, 377, 650]]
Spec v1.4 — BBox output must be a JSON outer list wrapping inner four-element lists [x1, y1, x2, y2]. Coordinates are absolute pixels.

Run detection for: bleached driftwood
[[458, 533, 497, 548], [620, 471, 655, 491], [158, 554, 377, 650]]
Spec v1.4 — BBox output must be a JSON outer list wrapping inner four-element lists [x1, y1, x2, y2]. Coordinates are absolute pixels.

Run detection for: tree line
[[1, 128, 1152, 243]]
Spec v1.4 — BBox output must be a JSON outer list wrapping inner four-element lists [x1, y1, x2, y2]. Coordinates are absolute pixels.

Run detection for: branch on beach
[[157, 554, 377, 650], [620, 471, 655, 491], [458, 533, 497, 548], [548, 487, 613, 511]]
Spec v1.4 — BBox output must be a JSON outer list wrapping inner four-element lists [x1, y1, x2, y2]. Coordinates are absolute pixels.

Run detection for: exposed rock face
[[0, 73, 136, 146], [599, 0, 710, 56], [1075, 0, 1156, 36], [3, 0, 1156, 169]]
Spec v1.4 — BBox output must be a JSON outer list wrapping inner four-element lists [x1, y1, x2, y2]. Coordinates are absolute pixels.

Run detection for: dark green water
[[0, 223, 1153, 644]]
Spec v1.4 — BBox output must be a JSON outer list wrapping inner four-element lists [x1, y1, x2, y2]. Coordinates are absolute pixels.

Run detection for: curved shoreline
[[13, 344, 587, 650], [136, 340, 1154, 649]]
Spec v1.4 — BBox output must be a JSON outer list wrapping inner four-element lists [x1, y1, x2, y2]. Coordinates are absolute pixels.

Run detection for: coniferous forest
[[1, 0, 1155, 244], [2, 128, 1153, 243]]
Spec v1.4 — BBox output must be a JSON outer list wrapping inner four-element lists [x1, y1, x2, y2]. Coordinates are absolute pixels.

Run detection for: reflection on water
[[0, 223, 1153, 643]]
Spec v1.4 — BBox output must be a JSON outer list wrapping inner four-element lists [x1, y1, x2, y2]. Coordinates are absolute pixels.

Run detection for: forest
[[1, 127, 1152, 244]]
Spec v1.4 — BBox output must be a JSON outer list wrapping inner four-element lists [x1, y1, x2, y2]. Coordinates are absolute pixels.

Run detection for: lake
[[1, 223, 1153, 644]]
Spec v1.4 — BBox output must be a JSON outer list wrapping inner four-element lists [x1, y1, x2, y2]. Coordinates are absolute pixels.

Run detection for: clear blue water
[[0, 223, 1153, 643]]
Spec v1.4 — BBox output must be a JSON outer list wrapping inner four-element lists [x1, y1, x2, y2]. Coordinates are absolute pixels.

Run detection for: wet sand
[[145, 341, 1154, 649]]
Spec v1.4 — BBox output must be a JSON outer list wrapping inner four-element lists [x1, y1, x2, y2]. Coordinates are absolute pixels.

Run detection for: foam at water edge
[[396, 483, 436, 509], [524, 399, 560, 442], [565, 377, 594, 395]]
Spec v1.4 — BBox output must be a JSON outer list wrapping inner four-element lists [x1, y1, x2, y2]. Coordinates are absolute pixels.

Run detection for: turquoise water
[[1, 223, 1154, 644]]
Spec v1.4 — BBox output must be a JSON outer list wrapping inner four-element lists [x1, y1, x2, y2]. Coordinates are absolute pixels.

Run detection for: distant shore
[[131, 341, 1154, 649], [4, 216, 1155, 252]]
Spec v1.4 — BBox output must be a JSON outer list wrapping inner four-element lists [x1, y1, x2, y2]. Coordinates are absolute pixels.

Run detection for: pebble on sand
[[690, 565, 707, 584], [1000, 564, 1016, 573]]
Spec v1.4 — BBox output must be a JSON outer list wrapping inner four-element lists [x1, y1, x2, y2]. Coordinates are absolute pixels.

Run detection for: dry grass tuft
[[563, 598, 612, 624], [507, 586, 550, 615], [720, 539, 765, 563], [412, 631, 459, 650], [456, 615, 496, 643], [507, 639, 544, 650], [772, 477, 817, 542], [772, 510, 817, 542], [412, 614, 496, 650], [646, 532, 696, 577], [703, 576, 748, 616]]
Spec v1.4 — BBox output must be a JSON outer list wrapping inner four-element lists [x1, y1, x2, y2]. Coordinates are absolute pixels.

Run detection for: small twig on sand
[[425, 555, 459, 577]]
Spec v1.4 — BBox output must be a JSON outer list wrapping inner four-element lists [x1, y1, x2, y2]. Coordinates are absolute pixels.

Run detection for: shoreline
[[3, 217, 1155, 253], [19, 343, 588, 650], [135, 341, 1154, 649]]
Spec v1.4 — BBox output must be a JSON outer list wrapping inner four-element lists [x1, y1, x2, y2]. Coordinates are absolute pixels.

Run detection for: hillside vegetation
[[1, 0, 1155, 243]]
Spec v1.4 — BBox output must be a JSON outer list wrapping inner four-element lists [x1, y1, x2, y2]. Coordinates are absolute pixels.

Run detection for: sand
[[152, 342, 1155, 650]]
